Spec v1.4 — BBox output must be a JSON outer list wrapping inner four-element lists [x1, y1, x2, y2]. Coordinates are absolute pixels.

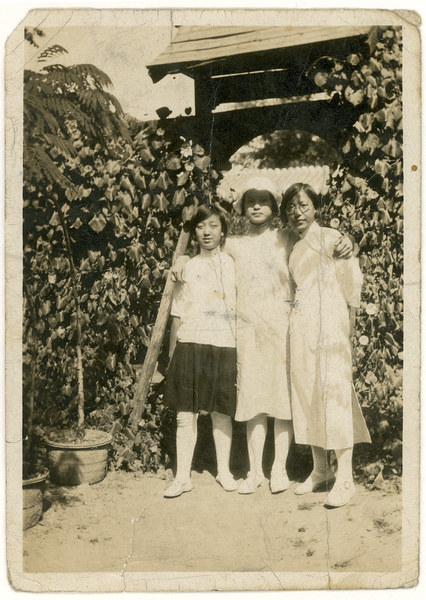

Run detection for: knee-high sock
[[246, 414, 267, 476], [175, 412, 198, 482], [334, 447, 354, 485], [211, 411, 233, 477], [271, 419, 293, 475]]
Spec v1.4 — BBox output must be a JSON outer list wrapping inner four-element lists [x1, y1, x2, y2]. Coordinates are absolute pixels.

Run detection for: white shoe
[[216, 472, 238, 492], [325, 481, 356, 508], [164, 480, 193, 498], [270, 471, 290, 494], [294, 470, 335, 495], [238, 472, 265, 495]]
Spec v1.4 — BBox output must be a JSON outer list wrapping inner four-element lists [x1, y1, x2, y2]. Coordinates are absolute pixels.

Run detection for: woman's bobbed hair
[[280, 182, 322, 224], [187, 204, 228, 240]]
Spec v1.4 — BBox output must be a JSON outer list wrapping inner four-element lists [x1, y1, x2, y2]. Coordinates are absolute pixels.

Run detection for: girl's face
[[285, 191, 316, 235], [195, 214, 223, 251], [244, 190, 275, 225]]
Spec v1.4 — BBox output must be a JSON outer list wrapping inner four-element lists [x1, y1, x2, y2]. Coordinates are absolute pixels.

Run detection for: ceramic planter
[[23, 471, 49, 530], [46, 429, 112, 486]]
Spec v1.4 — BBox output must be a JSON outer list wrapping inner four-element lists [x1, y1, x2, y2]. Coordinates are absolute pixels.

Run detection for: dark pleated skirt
[[164, 342, 237, 417]]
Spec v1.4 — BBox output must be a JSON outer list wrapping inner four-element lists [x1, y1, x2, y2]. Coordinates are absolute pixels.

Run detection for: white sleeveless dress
[[226, 226, 293, 422]]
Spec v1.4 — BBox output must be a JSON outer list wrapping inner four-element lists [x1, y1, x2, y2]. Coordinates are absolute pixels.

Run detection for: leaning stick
[[130, 228, 189, 430]]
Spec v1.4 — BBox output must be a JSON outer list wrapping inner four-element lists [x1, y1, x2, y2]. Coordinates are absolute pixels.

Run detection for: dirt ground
[[23, 464, 402, 579]]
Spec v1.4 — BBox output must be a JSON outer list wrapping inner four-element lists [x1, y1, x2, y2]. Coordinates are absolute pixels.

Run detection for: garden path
[[23, 468, 401, 587]]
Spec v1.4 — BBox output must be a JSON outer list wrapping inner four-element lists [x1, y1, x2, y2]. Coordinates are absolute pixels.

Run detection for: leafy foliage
[[313, 26, 403, 478], [23, 41, 220, 471]]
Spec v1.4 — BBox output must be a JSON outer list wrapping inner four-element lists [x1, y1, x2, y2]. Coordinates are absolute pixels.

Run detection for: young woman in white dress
[[281, 183, 371, 507]]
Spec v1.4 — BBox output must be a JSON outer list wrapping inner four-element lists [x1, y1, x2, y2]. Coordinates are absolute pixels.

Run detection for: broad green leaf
[[88, 213, 107, 233]]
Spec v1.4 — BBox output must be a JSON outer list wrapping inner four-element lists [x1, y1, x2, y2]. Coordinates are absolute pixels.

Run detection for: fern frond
[[43, 133, 78, 158], [24, 92, 62, 134], [101, 91, 126, 117], [29, 145, 77, 195], [68, 107, 99, 139], [42, 65, 82, 88], [24, 27, 45, 48], [70, 64, 113, 89], [43, 96, 76, 117], [37, 45, 68, 63], [77, 88, 95, 109], [117, 120, 132, 144], [41, 63, 67, 71]]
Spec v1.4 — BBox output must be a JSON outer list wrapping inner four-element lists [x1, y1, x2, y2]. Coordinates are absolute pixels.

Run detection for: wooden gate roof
[[148, 25, 375, 82]]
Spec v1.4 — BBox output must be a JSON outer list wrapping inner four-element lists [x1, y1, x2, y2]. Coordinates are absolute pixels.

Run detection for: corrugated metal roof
[[148, 26, 374, 80]]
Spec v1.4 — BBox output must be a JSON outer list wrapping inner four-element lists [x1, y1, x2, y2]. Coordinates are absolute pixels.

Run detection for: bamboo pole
[[130, 228, 189, 431]]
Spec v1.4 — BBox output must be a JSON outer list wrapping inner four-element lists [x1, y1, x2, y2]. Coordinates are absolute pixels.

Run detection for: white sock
[[246, 414, 267, 477], [271, 419, 293, 476], [211, 411, 233, 478], [311, 445, 329, 475], [175, 411, 198, 482]]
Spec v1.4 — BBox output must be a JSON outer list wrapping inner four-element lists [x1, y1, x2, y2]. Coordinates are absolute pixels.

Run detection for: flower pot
[[23, 471, 49, 530], [46, 429, 112, 486]]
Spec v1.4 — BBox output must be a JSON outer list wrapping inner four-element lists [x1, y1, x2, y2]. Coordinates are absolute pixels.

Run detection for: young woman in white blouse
[[163, 205, 238, 498]]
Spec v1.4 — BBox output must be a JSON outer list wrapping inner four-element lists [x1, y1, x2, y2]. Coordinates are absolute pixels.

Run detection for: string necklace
[[203, 249, 236, 342]]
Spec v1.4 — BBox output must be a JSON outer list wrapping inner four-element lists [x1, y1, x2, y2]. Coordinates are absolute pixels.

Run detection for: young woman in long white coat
[[281, 183, 371, 508]]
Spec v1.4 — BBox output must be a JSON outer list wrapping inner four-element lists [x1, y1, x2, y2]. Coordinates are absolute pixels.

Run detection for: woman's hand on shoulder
[[171, 255, 190, 283], [333, 234, 354, 260]]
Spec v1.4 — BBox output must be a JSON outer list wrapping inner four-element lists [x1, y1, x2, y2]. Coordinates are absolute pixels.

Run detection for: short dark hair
[[241, 189, 278, 216], [188, 204, 228, 239], [280, 183, 321, 223]]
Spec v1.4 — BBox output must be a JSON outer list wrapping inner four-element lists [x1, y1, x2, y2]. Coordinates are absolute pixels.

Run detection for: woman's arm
[[171, 255, 190, 283], [169, 316, 180, 360], [335, 254, 363, 309]]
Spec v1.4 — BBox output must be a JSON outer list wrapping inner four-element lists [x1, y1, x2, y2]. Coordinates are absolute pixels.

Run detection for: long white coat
[[289, 221, 371, 449]]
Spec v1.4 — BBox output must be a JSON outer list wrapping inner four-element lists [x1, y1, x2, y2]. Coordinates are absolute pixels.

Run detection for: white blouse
[[171, 250, 236, 348]]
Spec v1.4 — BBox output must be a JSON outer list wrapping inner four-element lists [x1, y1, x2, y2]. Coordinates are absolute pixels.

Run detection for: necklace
[[206, 252, 236, 341]]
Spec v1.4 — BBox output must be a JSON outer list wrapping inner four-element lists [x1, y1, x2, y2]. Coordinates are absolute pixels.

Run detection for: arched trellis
[[156, 95, 361, 173], [148, 25, 377, 169], [197, 98, 359, 170]]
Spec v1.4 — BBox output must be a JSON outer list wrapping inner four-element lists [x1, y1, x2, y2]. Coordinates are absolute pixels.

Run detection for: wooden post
[[130, 228, 189, 430]]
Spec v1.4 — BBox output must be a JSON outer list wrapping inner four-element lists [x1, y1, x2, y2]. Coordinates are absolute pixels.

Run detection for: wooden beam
[[211, 68, 317, 105], [213, 92, 332, 114], [130, 228, 190, 431]]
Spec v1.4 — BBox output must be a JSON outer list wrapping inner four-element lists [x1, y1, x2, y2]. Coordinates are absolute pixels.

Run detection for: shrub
[[23, 41, 221, 469], [316, 26, 403, 476]]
